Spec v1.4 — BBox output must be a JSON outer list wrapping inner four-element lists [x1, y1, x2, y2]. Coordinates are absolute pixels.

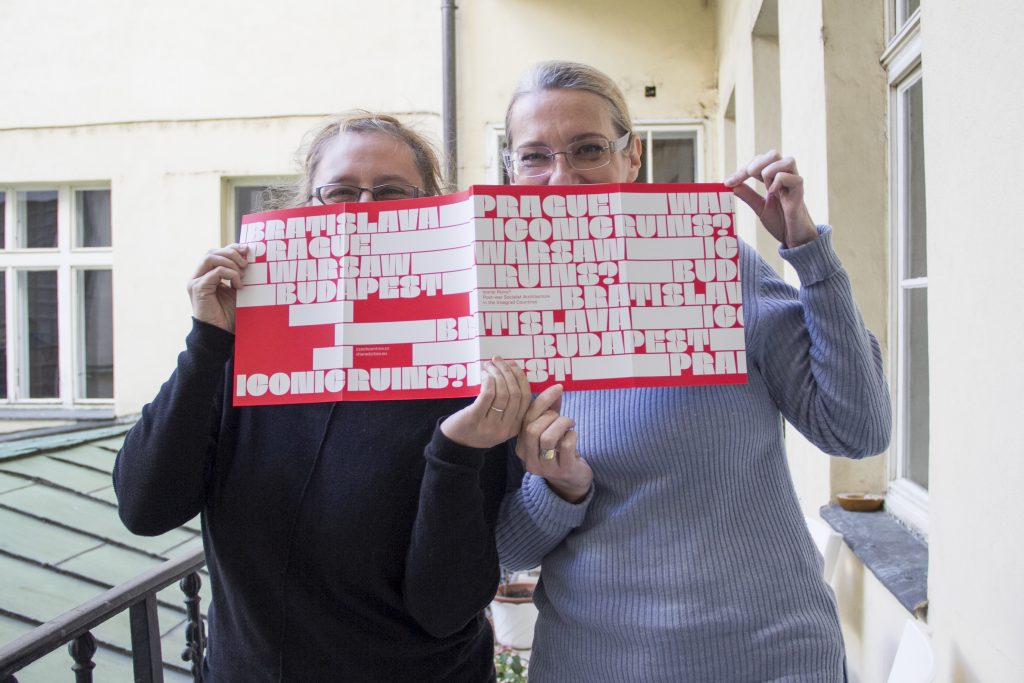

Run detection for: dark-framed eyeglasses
[[313, 182, 424, 205], [502, 131, 632, 179]]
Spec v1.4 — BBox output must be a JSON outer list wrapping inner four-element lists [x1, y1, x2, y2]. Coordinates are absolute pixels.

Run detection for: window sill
[[820, 504, 928, 617]]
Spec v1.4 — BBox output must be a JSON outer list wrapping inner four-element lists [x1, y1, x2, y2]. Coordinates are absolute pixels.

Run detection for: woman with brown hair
[[116, 112, 531, 682]]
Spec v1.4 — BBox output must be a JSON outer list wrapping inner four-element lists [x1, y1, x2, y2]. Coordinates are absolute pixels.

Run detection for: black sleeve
[[402, 426, 508, 638], [113, 319, 234, 536]]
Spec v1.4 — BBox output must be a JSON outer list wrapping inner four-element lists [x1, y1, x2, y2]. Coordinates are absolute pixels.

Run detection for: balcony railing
[[0, 547, 206, 683]]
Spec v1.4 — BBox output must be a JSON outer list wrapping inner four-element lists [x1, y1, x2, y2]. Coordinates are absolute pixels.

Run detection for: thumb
[[730, 183, 765, 216]]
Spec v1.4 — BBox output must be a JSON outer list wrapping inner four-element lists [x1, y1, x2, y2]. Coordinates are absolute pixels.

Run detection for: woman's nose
[[546, 154, 581, 185]]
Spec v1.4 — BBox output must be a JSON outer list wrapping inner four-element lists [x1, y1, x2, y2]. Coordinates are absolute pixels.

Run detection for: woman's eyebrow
[[570, 132, 612, 142], [515, 131, 610, 147], [321, 173, 415, 185], [371, 174, 417, 184]]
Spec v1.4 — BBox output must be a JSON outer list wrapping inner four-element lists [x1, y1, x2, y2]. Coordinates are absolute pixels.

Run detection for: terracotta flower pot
[[491, 582, 538, 650]]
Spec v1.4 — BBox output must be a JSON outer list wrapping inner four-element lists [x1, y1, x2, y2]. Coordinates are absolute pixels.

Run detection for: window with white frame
[[0, 186, 113, 411], [233, 184, 271, 239], [635, 126, 700, 183], [226, 178, 291, 242], [490, 123, 703, 185], [883, 6, 928, 534], [895, 0, 920, 29]]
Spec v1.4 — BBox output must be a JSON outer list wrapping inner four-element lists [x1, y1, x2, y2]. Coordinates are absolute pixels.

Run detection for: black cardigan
[[114, 320, 507, 682]]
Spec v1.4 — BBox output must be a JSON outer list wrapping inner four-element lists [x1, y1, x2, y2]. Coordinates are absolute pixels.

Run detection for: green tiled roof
[[0, 424, 205, 681]]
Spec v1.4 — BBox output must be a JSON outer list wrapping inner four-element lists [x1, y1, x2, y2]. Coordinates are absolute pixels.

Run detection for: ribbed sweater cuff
[[522, 472, 592, 529], [778, 225, 843, 286]]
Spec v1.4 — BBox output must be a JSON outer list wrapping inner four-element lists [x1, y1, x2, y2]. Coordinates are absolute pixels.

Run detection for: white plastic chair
[[804, 514, 842, 583], [886, 618, 935, 683]]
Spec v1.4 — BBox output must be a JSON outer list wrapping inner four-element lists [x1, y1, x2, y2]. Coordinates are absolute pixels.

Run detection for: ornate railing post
[[68, 632, 97, 683], [129, 592, 164, 682], [0, 548, 205, 681], [180, 572, 205, 682]]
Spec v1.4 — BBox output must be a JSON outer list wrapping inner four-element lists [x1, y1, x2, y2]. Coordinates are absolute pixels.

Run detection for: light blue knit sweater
[[496, 227, 890, 682]]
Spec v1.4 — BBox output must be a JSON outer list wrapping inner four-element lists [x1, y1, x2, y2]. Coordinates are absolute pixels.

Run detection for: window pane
[[17, 191, 58, 249], [0, 272, 6, 399], [25, 270, 59, 398], [904, 286, 929, 489], [898, 0, 920, 26], [497, 134, 511, 185], [637, 133, 697, 184], [652, 136, 696, 183], [76, 190, 112, 248], [0, 192, 6, 249], [905, 79, 927, 278], [79, 270, 114, 399], [234, 186, 269, 240]]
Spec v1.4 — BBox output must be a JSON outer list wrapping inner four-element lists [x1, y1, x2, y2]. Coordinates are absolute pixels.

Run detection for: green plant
[[494, 647, 528, 682]]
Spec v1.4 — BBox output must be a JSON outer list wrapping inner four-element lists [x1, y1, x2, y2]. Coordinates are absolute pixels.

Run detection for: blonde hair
[[504, 61, 635, 148], [265, 112, 443, 210]]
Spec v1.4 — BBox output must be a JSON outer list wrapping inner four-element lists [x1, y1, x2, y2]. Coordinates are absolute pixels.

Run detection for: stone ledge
[[820, 504, 928, 616]]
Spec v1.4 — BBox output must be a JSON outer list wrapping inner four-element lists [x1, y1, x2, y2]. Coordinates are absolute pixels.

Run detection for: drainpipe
[[441, 0, 458, 190]]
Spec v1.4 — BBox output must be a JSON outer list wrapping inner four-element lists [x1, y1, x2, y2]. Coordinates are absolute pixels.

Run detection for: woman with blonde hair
[[116, 112, 533, 681], [498, 61, 890, 682]]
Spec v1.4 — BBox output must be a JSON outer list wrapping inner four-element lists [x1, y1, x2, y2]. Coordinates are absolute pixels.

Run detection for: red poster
[[233, 183, 746, 406]]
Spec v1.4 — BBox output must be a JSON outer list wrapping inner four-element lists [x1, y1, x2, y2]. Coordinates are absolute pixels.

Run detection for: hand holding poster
[[233, 183, 746, 406]]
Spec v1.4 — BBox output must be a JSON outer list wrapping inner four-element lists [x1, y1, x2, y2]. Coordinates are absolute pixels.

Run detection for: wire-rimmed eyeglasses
[[313, 182, 424, 205], [502, 132, 631, 179]]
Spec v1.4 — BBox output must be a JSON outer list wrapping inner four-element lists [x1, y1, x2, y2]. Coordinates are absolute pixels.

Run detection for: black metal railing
[[0, 548, 206, 682]]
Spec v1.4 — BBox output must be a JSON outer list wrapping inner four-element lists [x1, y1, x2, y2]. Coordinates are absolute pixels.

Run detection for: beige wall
[[457, 0, 717, 186], [719, 0, 1024, 681], [717, 1, 898, 681], [0, 0, 446, 414], [0, 116, 436, 413], [815, 0, 890, 498], [1, 0, 718, 415], [923, 1, 1024, 680], [0, 1, 442, 128], [716, 0, 889, 509]]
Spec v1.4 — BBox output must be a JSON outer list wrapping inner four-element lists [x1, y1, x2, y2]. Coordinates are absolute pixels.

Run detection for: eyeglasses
[[503, 132, 631, 178], [313, 182, 424, 204]]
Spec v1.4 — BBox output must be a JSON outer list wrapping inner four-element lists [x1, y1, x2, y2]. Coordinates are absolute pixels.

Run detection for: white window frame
[[223, 177, 292, 244], [889, 0, 921, 36], [486, 120, 707, 185], [882, 10, 928, 536], [634, 120, 705, 183], [0, 184, 114, 415]]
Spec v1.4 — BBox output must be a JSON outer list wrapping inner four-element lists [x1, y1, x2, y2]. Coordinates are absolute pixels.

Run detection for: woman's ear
[[626, 134, 643, 182]]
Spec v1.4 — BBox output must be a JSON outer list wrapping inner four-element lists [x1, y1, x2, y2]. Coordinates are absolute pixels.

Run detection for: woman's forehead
[[315, 131, 421, 183], [509, 89, 616, 144]]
